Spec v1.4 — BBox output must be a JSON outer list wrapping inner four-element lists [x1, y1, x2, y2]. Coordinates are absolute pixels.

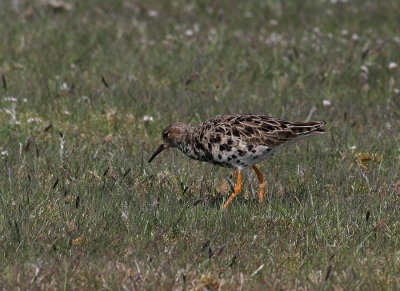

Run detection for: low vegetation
[[0, 0, 399, 289]]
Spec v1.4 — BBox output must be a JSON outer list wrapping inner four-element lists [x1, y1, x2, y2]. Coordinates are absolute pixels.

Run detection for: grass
[[1, 0, 400, 289]]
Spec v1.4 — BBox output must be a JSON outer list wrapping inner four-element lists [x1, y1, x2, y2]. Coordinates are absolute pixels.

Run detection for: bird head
[[148, 122, 190, 163]]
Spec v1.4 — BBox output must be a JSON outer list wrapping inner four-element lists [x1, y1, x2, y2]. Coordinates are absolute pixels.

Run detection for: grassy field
[[1, 0, 400, 289]]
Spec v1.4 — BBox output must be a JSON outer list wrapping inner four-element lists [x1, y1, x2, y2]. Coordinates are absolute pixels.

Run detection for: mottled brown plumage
[[148, 114, 326, 209]]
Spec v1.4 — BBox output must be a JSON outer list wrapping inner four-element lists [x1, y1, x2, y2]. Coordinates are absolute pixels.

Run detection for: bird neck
[[177, 128, 212, 162], [176, 127, 200, 160]]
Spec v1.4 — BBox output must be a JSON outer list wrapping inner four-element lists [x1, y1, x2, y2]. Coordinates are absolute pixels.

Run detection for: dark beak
[[148, 144, 167, 163]]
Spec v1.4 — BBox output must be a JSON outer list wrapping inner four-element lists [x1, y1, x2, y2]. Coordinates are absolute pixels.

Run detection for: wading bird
[[148, 114, 325, 209]]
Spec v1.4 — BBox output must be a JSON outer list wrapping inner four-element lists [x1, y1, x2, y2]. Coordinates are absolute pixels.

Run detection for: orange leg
[[223, 171, 242, 209], [252, 165, 266, 204]]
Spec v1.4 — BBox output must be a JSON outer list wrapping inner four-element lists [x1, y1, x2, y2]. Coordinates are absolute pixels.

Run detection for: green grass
[[1, 0, 400, 289]]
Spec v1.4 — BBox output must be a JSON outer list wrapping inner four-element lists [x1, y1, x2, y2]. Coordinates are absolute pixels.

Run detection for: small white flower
[[341, 29, 348, 36], [63, 110, 71, 115], [142, 115, 154, 121], [1, 151, 8, 156], [323, 100, 332, 106], [4, 97, 17, 102], [27, 117, 42, 123], [23, 98, 27, 102], [394, 88, 399, 94], [388, 62, 398, 70], [352, 33, 359, 40], [360, 65, 369, 73], [349, 145, 357, 150], [185, 29, 194, 36], [148, 10, 158, 17], [60, 82, 68, 91]]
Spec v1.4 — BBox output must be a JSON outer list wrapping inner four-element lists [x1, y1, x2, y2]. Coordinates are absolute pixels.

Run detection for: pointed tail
[[288, 120, 326, 136]]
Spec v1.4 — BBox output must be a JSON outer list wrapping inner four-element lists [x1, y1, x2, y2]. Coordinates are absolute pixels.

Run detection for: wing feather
[[199, 114, 325, 149]]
